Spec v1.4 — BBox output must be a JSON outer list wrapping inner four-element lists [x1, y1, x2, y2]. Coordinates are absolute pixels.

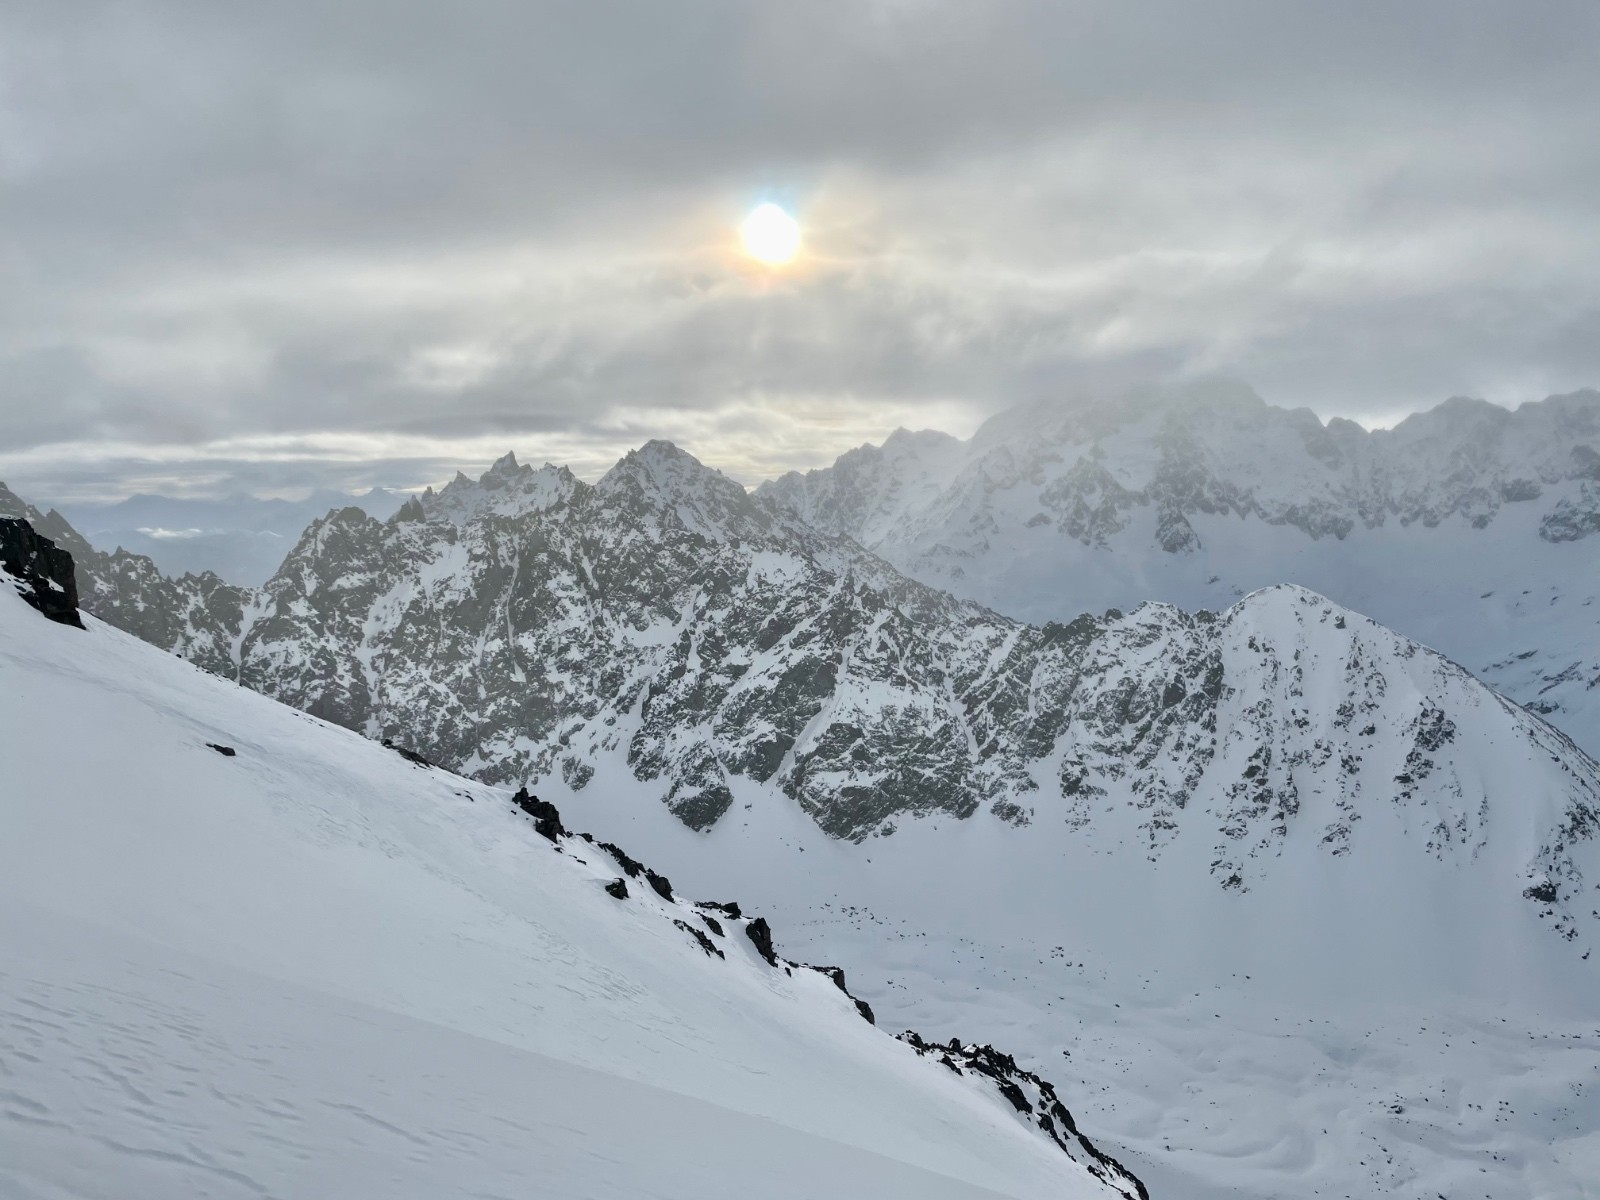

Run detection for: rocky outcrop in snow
[[500, 787, 1146, 1200], [899, 1031, 1149, 1200], [0, 517, 83, 627]]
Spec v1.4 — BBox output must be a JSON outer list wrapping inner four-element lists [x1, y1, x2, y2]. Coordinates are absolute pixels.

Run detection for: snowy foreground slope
[[0, 584, 1142, 1200]]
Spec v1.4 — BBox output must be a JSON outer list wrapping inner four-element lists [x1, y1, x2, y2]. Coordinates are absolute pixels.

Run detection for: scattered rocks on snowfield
[[1, 588, 1150, 1200]]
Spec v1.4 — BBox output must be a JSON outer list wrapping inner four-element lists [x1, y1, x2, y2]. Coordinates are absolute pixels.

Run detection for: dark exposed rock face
[[512, 787, 566, 843], [672, 918, 724, 959], [598, 840, 647, 879], [899, 1032, 1148, 1200], [383, 738, 435, 768], [604, 877, 629, 900], [0, 517, 83, 627], [1540, 483, 1600, 542], [207, 743, 238, 757], [745, 917, 778, 966]]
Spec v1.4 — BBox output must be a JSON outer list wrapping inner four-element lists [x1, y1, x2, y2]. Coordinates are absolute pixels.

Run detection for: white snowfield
[[0, 585, 1134, 1200]]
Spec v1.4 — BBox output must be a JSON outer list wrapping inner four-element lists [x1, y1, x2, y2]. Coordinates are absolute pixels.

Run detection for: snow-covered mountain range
[[5, 436, 1599, 954], [0, 550, 1146, 1200], [6, 383, 1600, 1195], [762, 380, 1600, 755]]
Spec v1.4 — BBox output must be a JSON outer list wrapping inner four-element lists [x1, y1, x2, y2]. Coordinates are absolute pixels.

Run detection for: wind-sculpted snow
[[760, 382, 1600, 751], [0, 582, 1143, 1200]]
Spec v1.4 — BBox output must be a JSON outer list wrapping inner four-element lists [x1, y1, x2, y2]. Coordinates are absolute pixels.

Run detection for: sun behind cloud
[[740, 202, 801, 266]]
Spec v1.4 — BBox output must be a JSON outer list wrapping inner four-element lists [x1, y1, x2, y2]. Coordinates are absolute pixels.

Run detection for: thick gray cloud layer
[[3, 1, 1598, 500]]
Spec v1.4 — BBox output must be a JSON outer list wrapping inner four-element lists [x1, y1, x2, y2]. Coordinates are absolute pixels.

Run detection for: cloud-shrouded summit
[[4, 1, 1600, 503]]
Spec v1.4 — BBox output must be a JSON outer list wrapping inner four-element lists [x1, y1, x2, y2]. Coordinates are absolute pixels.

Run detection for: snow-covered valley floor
[[782, 908, 1600, 1200], [552, 765, 1600, 1200]]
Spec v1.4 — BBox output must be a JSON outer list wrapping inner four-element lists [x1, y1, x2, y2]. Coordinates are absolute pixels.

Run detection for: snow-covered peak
[[758, 428, 966, 549], [423, 456, 582, 525], [599, 439, 739, 496], [483, 449, 526, 479], [597, 439, 764, 540], [759, 386, 1600, 752], [969, 377, 1267, 452]]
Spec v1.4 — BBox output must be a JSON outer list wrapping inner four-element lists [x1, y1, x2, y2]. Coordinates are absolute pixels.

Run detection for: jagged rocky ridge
[[8, 442, 1600, 951], [758, 382, 1600, 754], [762, 381, 1600, 556]]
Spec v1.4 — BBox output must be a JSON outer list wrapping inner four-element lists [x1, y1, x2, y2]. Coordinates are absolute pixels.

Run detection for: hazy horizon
[[13, 379, 1595, 508]]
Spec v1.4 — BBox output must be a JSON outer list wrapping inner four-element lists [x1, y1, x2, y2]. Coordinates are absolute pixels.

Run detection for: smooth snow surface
[[0, 589, 1126, 1200]]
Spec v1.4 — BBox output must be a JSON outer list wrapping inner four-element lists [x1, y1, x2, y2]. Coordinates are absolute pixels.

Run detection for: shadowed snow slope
[[0, 584, 1136, 1200]]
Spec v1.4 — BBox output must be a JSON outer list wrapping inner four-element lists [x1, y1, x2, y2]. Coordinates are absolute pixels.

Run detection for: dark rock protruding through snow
[[497, 790, 1143, 1198], [0, 517, 84, 628]]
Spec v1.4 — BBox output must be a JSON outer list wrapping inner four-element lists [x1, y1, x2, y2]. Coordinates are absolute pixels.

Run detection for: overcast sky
[[3, 1, 1599, 502]]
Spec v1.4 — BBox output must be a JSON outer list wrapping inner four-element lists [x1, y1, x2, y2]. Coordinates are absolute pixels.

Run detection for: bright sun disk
[[741, 203, 801, 266]]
